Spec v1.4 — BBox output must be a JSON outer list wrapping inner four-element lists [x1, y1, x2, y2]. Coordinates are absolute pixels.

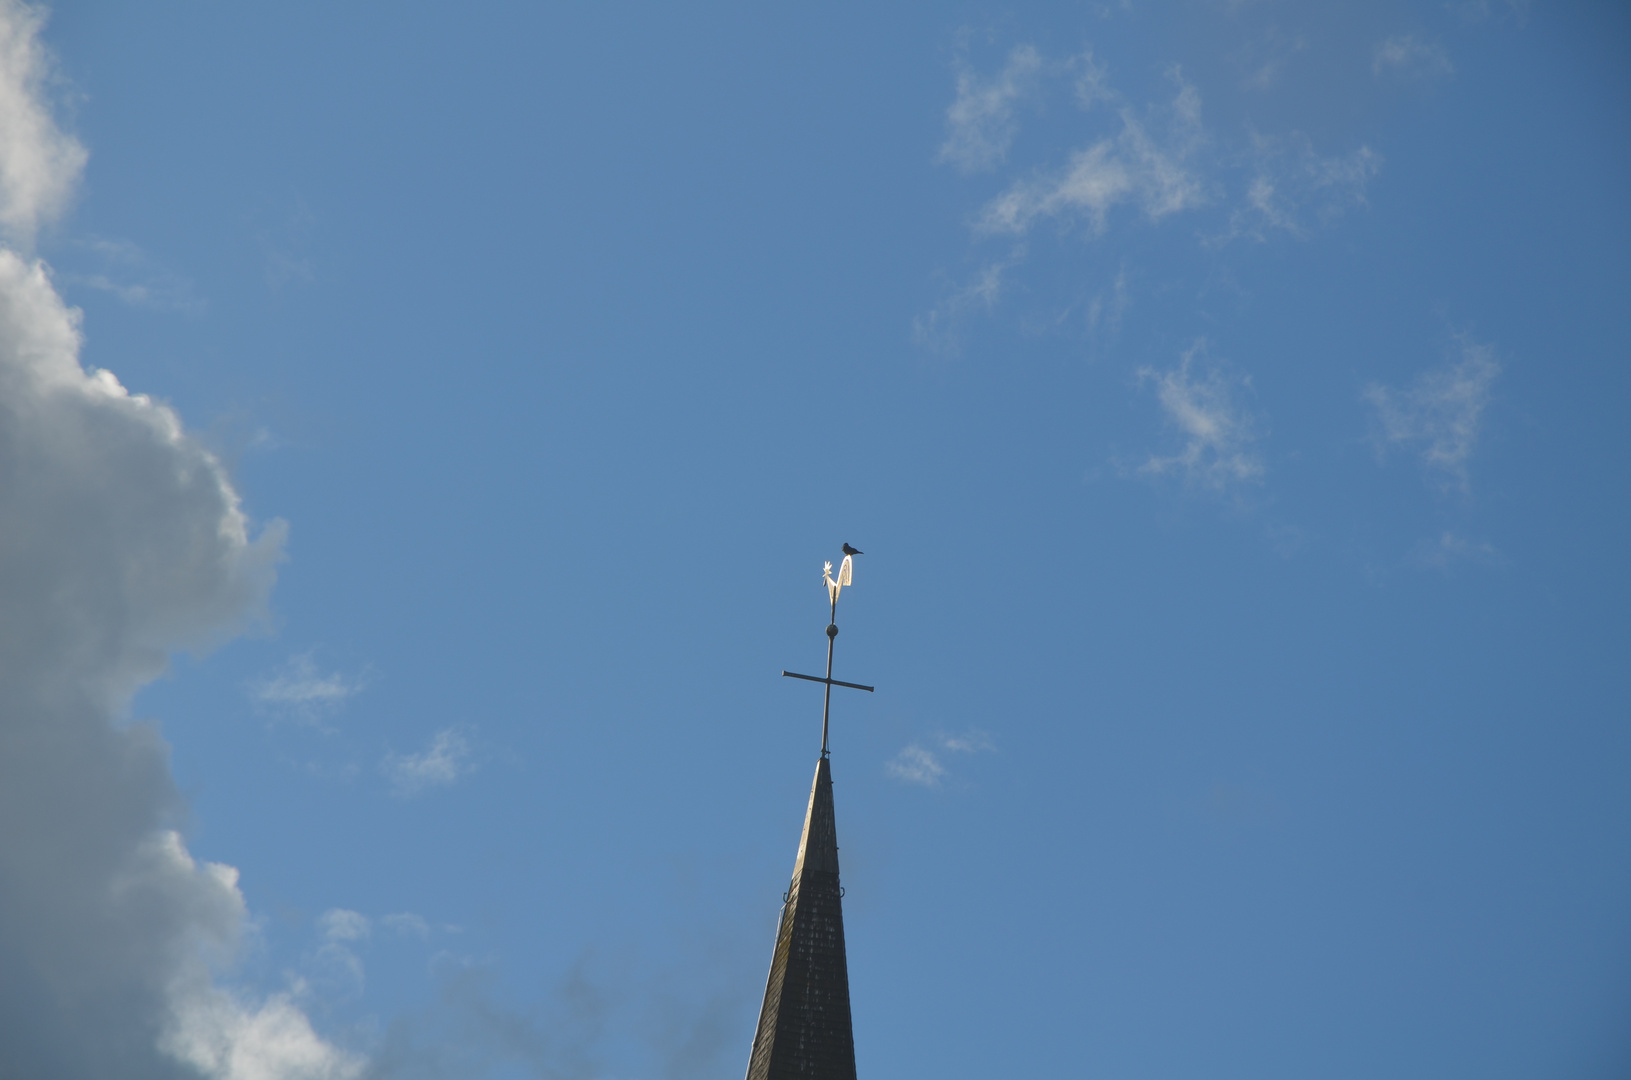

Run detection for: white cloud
[[161, 986, 361, 1080], [1238, 28, 1309, 92], [938, 45, 1043, 172], [922, 49, 1379, 342], [60, 237, 204, 314], [887, 730, 995, 787], [1411, 531, 1501, 569], [1223, 135, 1380, 241], [1372, 34, 1454, 80], [1452, 0, 1530, 23], [252, 652, 369, 728], [259, 202, 317, 291], [1071, 48, 1113, 110], [319, 909, 371, 943], [1137, 342, 1263, 489], [0, 6, 357, 1076], [887, 744, 946, 786], [977, 72, 1207, 237], [938, 728, 996, 754], [384, 727, 475, 797], [1085, 266, 1131, 335], [382, 912, 432, 939], [0, 1, 83, 246], [911, 247, 1021, 352], [1365, 336, 1500, 491], [302, 910, 373, 1003]]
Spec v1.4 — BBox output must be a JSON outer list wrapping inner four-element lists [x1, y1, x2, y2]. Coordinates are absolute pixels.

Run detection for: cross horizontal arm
[[781, 670, 875, 693]]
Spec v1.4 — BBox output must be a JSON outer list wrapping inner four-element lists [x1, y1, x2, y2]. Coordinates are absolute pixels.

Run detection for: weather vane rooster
[[823, 542, 862, 605]]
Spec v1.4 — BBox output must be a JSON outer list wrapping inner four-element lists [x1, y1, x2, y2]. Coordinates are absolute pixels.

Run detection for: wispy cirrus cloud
[[258, 201, 316, 291], [1084, 265, 1131, 338], [1137, 342, 1263, 490], [58, 237, 204, 314], [1237, 27, 1309, 92], [938, 45, 1043, 172], [1365, 336, 1500, 492], [1070, 47, 1114, 110], [977, 71, 1208, 237], [251, 652, 369, 728], [912, 247, 1022, 353], [383, 727, 475, 797], [1223, 134, 1380, 242], [309, 909, 370, 1000], [382, 912, 432, 939], [887, 744, 945, 786], [934, 43, 1382, 252], [1452, 0, 1530, 24], [1372, 34, 1453, 81], [887, 729, 995, 788], [1411, 531, 1501, 570], [319, 908, 370, 943], [920, 44, 1381, 347]]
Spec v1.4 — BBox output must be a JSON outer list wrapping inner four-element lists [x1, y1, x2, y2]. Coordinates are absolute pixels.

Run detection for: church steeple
[[744, 754, 856, 1079], [747, 549, 871, 1079]]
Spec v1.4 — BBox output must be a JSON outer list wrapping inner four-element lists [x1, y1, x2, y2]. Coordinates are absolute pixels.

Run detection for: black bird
[[842, 543, 863, 556]]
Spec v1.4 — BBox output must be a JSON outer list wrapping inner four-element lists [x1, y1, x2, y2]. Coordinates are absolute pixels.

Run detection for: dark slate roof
[[744, 755, 857, 1080]]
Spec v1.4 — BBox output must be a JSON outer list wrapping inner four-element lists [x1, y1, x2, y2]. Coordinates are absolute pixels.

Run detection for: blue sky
[[2, 2, 1628, 1077]]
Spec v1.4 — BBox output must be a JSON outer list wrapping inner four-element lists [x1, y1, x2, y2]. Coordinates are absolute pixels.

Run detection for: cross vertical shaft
[[821, 595, 836, 757]]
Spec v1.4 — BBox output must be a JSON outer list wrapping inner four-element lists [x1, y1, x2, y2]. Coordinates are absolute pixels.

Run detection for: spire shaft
[[744, 756, 856, 1080]]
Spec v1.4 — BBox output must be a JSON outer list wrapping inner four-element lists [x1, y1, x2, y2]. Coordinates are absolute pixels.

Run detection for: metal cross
[[782, 552, 874, 757]]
